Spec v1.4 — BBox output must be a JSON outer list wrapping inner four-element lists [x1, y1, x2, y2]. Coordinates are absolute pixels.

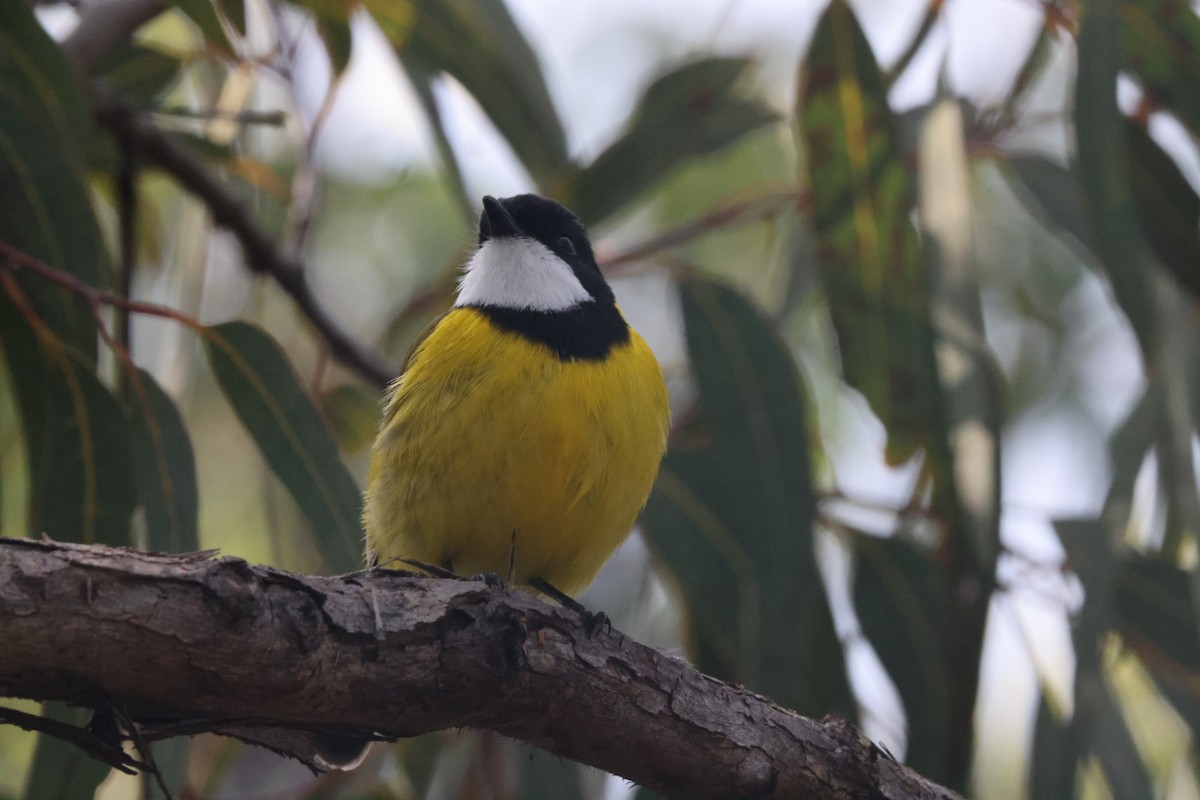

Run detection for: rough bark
[[0, 538, 963, 800]]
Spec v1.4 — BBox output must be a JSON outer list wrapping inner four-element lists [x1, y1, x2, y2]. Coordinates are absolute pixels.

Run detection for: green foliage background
[[1, 1, 1199, 798]]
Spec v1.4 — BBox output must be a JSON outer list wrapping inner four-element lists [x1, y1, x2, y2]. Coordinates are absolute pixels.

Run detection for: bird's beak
[[480, 196, 523, 240]]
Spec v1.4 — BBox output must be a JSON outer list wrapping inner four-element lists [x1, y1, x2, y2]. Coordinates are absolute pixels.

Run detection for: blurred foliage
[[2, 0, 1200, 799]]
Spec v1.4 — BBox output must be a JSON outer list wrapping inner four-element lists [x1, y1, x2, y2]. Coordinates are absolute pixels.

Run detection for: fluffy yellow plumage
[[362, 194, 669, 597]]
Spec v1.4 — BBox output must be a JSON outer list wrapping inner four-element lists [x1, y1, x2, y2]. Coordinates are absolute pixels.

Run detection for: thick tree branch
[[0, 538, 963, 800]]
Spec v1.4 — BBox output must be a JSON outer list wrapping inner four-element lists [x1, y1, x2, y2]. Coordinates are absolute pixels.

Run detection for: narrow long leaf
[[1001, 155, 1092, 262], [0, 87, 104, 358], [1125, 119, 1200, 298], [24, 703, 112, 800], [1030, 693, 1079, 799], [641, 276, 851, 717], [202, 322, 362, 572], [0, 289, 135, 546], [331, 0, 570, 188], [797, 0, 940, 465], [93, 41, 182, 106], [516, 745, 586, 800], [0, 1, 94, 151], [171, 0, 236, 56], [566, 58, 778, 225], [852, 535, 949, 781], [1056, 518, 1155, 798], [128, 368, 199, 553], [1076, 671, 1155, 800], [1122, 0, 1200, 139], [1113, 554, 1200, 733], [1076, 0, 1155, 356]]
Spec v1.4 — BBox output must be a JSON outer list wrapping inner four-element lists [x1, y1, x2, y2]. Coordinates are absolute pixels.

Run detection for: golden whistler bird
[[314, 194, 668, 771], [363, 193, 670, 598]]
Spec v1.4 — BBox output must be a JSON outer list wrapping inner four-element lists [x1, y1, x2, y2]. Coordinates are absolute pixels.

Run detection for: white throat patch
[[455, 237, 592, 311]]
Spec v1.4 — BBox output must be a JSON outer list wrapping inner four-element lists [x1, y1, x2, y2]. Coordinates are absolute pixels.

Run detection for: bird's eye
[[557, 236, 576, 256]]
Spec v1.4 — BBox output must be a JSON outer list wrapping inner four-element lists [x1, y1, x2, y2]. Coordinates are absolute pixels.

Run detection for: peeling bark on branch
[[0, 538, 962, 799]]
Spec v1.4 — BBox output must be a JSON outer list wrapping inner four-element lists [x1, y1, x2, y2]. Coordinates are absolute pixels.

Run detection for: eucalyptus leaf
[[343, 0, 570, 188], [515, 745, 586, 800], [1029, 694, 1078, 800], [203, 322, 362, 572], [641, 276, 850, 717], [320, 383, 382, 454], [128, 368, 199, 553], [1113, 554, 1200, 733], [93, 41, 182, 107], [1001, 155, 1092, 262], [24, 704, 111, 800], [0, 291, 135, 546], [171, 0, 235, 55], [566, 58, 778, 226], [1121, 0, 1200, 139], [852, 535, 949, 781], [796, 0, 940, 465], [1125, 119, 1200, 298], [0, 1, 94, 151], [0, 86, 104, 358], [1076, 0, 1155, 355]]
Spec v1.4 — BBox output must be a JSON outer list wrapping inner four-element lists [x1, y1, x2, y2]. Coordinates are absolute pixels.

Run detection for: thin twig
[[598, 190, 802, 270], [116, 127, 137, 398], [0, 705, 147, 775], [0, 240, 203, 333], [89, 87, 394, 389]]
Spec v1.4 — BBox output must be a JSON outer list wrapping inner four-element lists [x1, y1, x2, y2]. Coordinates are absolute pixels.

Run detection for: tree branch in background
[[89, 89, 395, 389], [62, 0, 165, 71], [0, 538, 963, 800], [598, 190, 803, 271]]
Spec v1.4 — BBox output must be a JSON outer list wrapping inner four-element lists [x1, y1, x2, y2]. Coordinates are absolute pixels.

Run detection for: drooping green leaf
[[797, 0, 940, 465], [202, 322, 362, 572], [1113, 554, 1200, 733], [1125, 119, 1200, 298], [884, 0, 941, 87], [1029, 693, 1079, 800], [93, 41, 182, 107], [515, 745, 586, 800], [401, 734, 445, 799], [1056, 518, 1117, 673], [320, 383, 382, 454], [0, 15, 106, 359], [632, 789, 666, 800], [1001, 155, 1092, 262], [339, 0, 570, 189], [1105, 379, 1161, 530], [24, 704, 111, 800], [1076, 0, 1155, 356], [0, 1, 95, 152], [1005, 18, 1060, 112], [919, 98, 1001, 571], [852, 535, 949, 781], [641, 276, 851, 717], [149, 737, 190, 799], [565, 58, 778, 225], [0, 290, 135, 546], [128, 368, 199, 553], [1056, 518, 1155, 799], [404, 61, 478, 225], [1075, 670, 1155, 800], [171, 0, 235, 55], [216, 0, 246, 35], [1122, 0, 1200, 139]]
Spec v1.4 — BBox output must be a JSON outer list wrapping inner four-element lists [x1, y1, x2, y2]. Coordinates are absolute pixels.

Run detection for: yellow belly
[[363, 307, 669, 596]]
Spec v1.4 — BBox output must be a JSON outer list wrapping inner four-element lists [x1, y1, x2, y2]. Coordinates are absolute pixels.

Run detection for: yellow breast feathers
[[363, 307, 669, 596]]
